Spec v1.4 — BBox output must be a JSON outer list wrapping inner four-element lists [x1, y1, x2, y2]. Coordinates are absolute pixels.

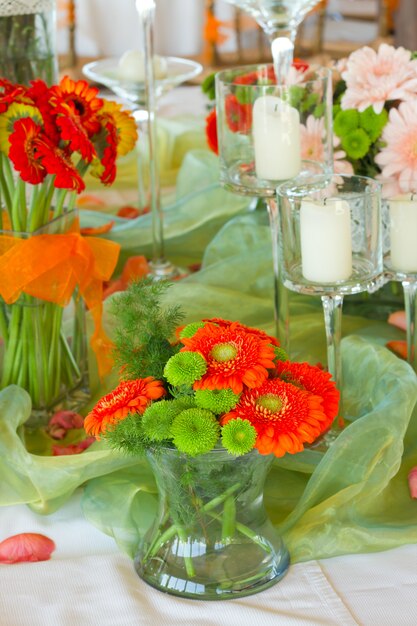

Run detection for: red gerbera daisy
[[0, 79, 28, 113], [221, 378, 329, 457], [180, 321, 276, 394], [26, 79, 60, 143], [55, 100, 96, 162], [8, 118, 47, 185], [35, 137, 85, 192], [50, 76, 103, 137], [84, 377, 166, 437], [274, 360, 340, 429], [225, 94, 252, 134], [203, 317, 280, 347], [205, 108, 218, 154]]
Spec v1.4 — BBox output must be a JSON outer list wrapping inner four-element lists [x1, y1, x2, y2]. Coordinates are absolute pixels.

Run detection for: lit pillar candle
[[252, 95, 301, 181], [389, 195, 417, 272], [300, 198, 352, 283]]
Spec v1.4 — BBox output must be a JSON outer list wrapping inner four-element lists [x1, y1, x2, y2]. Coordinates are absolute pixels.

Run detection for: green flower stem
[[1, 304, 23, 387], [221, 496, 236, 542], [0, 303, 9, 346], [175, 525, 195, 578], [54, 189, 68, 218], [60, 329, 81, 385], [47, 303, 63, 399], [0, 155, 12, 215], [201, 482, 241, 512], [22, 298, 42, 406], [11, 179, 25, 231], [208, 509, 273, 554]]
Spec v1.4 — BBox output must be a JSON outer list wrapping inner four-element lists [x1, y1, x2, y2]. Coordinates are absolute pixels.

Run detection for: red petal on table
[[121, 255, 150, 284], [408, 467, 417, 498], [117, 205, 143, 219], [76, 194, 107, 208], [0, 533, 55, 564], [388, 310, 406, 331], [103, 278, 125, 300], [47, 410, 84, 439], [52, 437, 95, 456], [80, 221, 114, 236], [49, 410, 84, 430], [386, 340, 407, 360]]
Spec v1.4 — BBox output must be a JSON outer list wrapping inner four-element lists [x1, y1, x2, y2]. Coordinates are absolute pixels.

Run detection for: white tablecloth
[[1, 493, 416, 626]]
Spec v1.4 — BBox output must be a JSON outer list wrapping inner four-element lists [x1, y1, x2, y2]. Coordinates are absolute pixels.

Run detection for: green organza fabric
[[1, 118, 417, 564]]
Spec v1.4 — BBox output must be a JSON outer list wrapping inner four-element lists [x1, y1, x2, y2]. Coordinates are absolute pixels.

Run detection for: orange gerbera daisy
[[50, 76, 103, 137], [221, 378, 329, 457], [180, 321, 276, 394], [275, 360, 340, 429], [8, 118, 47, 185], [84, 377, 166, 437], [203, 317, 280, 347]]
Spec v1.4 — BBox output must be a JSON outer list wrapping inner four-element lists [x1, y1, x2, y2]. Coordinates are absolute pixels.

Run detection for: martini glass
[[223, 0, 322, 45], [83, 52, 202, 278]]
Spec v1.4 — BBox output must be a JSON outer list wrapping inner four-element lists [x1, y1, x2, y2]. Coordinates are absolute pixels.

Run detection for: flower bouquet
[[84, 278, 339, 599], [0, 75, 137, 425]]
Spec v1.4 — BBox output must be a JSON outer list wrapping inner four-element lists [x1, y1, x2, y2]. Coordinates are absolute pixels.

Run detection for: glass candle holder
[[277, 174, 383, 443], [215, 64, 333, 198], [382, 181, 417, 371]]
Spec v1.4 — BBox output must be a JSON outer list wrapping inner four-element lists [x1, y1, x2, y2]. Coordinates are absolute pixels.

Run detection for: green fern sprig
[[109, 278, 184, 381]]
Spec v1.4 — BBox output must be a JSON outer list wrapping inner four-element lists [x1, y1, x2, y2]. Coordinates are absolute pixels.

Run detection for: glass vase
[[0, 0, 58, 85], [0, 211, 90, 428], [134, 446, 290, 600]]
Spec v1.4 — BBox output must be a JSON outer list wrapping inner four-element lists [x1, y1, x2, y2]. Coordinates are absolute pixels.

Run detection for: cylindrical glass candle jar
[[215, 64, 334, 197]]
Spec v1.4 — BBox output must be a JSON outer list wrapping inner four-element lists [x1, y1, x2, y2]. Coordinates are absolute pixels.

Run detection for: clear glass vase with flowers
[[84, 278, 339, 600], [0, 75, 138, 426]]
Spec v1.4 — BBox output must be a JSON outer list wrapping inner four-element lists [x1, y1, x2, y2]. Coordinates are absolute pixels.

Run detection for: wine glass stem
[[266, 198, 290, 353], [141, 4, 165, 267], [402, 280, 417, 371], [267, 27, 297, 46], [321, 294, 344, 412]]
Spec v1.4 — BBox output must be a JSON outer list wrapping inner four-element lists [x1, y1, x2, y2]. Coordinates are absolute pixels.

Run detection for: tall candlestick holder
[[276, 174, 384, 445], [215, 62, 333, 352], [135, 0, 186, 278]]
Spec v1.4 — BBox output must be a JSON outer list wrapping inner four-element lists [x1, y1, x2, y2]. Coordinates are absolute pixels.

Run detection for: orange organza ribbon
[[0, 228, 120, 377]]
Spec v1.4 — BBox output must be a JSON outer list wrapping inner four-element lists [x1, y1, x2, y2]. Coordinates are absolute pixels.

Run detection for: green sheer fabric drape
[[1, 117, 416, 564]]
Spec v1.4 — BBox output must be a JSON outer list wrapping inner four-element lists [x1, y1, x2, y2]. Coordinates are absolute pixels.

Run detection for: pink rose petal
[[52, 437, 95, 456], [0, 533, 55, 564], [408, 467, 417, 499], [388, 311, 407, 331]]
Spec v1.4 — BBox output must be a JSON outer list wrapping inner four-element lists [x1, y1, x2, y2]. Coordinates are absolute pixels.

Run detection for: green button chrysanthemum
[[142, 400, 180, 441], [341, 128, 371, 160], [179, 322, 205, 339], [221, 419, 257, 456], [359, 106, 388, 142], [194, 388, 240, 414], [333, 109, 359, 138], [164, 351, 207, 386], [170, 408, 220, 456]]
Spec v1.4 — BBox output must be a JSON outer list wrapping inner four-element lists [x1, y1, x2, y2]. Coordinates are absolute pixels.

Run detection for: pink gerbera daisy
[[300, 115, 353, 174], [341, 44, 417, 114], [374, 100, 417, 192]]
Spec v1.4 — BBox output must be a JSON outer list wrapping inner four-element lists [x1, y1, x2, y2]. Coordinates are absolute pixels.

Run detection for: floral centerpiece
[[84, 278, 339, 599], [0, 75, 137, 424]]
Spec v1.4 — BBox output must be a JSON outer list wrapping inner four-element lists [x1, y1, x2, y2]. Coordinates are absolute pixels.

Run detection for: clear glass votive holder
[[381, 180, 417, 370], [276, 174, 383, 438], [215, 64, 334, 198]]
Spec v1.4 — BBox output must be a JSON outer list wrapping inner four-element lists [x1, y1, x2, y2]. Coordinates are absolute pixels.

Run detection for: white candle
[[252, 95, 301, 181], [389, 195, 417, 272], [300, 198, 352, 283]]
